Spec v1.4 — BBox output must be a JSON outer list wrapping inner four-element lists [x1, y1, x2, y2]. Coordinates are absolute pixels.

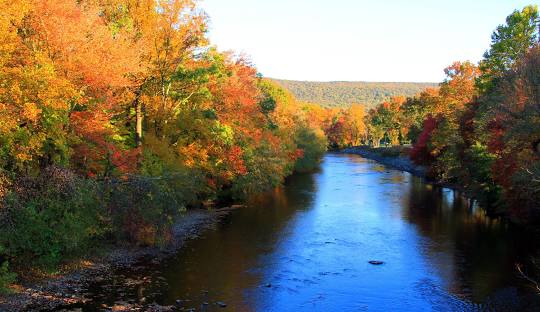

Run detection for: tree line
[[273, 79, 436, 109], [322, 5, 540, 223], [0, 0, 329, 291]]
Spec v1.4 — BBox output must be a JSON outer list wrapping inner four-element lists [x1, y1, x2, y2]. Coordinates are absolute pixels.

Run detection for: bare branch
[[516, 263, 540, 293]]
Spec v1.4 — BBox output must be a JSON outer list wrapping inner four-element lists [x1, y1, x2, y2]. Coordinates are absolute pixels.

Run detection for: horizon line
[[267, 77, 440, 84]]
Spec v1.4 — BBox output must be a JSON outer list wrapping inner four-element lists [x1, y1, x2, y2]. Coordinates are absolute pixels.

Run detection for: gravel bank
[[341, 146, 427, 177], [0, 208, 237, 311]]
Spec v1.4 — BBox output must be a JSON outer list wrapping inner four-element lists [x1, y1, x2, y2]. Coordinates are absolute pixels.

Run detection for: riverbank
[[340, 146, 509, 218], [341, 146, 427, 178], [45, 153, 539, 311], [0, 207, 238, 311]]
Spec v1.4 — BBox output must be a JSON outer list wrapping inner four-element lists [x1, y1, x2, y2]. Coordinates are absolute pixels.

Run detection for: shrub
[[0, 167, 106, 268], [376, 146, 405, 158], [0, 245, 16, 294], [0, 261, 16, 294], [107, 174, 195, 246]]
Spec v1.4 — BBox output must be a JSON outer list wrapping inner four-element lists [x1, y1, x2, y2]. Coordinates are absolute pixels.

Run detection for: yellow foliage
[[22, 103, 42, 123]]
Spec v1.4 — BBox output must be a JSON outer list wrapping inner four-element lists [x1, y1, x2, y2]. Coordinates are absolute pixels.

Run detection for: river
[[76, 153, 540, 311]]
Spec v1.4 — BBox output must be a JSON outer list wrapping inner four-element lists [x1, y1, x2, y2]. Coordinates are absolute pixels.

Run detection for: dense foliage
[[273, 79, 436, 109], [346, 5, 540, 222], [0, 0, 328, 292], [0, 0, 538, 294]]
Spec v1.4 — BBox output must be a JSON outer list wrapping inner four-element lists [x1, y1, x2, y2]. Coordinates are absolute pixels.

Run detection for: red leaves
[[487, 116, 505, 155], [70, 110, 140, 177], [211, 57, 264, 140], [487, 114, 516, 190], [325, 116, 346, 148], [285, 149, 305, 162], [410, 115, 439, 165], [224, 146, 247, 177], [111, 148, 141, 176]]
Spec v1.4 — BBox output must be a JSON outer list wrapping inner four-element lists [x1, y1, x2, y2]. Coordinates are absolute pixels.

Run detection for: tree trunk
[[134, 92, 143, 147]]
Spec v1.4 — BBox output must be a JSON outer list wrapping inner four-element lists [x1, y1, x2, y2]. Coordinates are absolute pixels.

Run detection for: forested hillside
[[272, 79, 437, 108]]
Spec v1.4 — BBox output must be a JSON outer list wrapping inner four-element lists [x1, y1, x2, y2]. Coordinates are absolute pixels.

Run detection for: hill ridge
[[271, 79, 438, 108]]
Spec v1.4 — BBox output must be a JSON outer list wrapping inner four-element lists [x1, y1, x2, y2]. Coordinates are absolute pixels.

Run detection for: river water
[[78, 153, 540, 311]]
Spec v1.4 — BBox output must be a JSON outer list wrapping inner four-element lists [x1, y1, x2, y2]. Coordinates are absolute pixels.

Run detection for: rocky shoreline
[[0, 207, 238, 311], [340, 146, 427, 178]]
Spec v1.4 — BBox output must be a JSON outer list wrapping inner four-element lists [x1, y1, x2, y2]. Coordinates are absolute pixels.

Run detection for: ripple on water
[[63, 154, 540, 311]]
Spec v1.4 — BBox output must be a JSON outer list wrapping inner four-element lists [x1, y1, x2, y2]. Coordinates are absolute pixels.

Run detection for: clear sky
[[199, 0, 538, 83]]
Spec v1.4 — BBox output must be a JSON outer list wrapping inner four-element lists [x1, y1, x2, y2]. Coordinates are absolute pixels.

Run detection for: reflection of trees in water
[[160, 172, 318, 309], [252, 172, 317, 208], [402, 177, 534, 304]]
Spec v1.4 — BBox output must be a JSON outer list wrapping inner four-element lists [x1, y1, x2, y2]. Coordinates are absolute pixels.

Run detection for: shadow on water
[[402, 176, 540, 309], [67, 153, 540, 311], [158, 172, 319, 310]]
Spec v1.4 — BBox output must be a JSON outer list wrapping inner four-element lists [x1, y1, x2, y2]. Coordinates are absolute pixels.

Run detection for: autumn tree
[[481, 46, 540, 217], [0, 0, 333, 287], [343, 104, 367, 146], [402, 88, 440, 143]]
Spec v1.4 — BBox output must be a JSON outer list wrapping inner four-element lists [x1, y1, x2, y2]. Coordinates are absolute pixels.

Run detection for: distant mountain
[[272, 79, 438, 109]]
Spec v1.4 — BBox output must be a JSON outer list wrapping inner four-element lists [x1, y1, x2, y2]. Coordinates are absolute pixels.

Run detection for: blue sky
[[199, 0, 538, 83]]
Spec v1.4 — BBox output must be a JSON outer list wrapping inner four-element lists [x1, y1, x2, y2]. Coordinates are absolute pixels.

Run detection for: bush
[[0, 259, 16, 294], [0, 167, 106, 268], [108, 173, 200, 246]]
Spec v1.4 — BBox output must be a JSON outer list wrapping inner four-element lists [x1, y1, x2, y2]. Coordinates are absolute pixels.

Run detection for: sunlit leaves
[[478, 5, 539, 92]]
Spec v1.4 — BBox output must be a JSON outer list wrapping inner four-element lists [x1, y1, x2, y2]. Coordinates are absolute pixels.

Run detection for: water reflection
[[78, 153, 540, 311], [402, 175, 534, 305], [158, 172, 319, 310]]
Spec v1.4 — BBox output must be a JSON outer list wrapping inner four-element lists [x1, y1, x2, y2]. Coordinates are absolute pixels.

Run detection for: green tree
[[478, 5, 539, 91]]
